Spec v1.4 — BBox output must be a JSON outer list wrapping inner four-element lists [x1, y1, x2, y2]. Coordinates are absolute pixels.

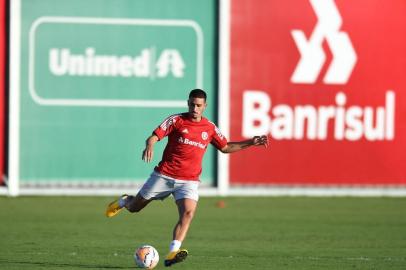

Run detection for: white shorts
[[138, 171, 199, 202]]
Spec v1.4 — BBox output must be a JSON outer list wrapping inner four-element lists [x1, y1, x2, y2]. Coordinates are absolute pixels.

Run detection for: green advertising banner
[[16, 0, 218, 185]]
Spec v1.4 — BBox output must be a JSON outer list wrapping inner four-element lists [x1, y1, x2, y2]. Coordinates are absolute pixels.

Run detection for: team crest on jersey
[[182, 128, 189, 134], [201, 131, 208, 140]]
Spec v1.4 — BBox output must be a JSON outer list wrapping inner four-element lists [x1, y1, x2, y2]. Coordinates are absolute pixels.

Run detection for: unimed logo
[[49, 47, 186, 79], [290, 0, 357, 84], [29, 17, 203, 107]]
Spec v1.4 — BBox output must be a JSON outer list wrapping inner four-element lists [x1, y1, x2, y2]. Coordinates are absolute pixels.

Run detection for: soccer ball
[[134, 245, 159, 269]]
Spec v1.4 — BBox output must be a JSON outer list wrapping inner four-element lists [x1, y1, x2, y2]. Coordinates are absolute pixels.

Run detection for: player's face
[[188, 97, 207, 121]]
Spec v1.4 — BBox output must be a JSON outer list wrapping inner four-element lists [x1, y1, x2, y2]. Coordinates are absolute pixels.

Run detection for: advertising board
[[229, 0, 406, 185]]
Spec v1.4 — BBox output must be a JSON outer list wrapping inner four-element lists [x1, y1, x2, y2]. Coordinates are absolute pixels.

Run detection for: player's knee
[[181, 209, 195, 221]]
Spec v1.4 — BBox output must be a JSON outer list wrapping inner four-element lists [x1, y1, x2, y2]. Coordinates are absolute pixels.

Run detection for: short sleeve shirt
[[153, 113, 228, 180]]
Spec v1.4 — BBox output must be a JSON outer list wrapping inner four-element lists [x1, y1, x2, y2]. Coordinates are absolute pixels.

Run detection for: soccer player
[[106, 89, 269, 267]]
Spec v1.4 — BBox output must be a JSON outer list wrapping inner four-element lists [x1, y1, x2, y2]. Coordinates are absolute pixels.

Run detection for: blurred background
[[1, 0, 405, 196]]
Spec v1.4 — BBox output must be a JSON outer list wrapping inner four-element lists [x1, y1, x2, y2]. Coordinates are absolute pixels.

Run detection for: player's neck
[[190, 116, 202, 122], [187, 113, 203, 122]]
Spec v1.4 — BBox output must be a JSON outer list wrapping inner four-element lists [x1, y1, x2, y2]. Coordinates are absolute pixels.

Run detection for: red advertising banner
[[0, 0, 4, 185], [229, 0, 406, 185]]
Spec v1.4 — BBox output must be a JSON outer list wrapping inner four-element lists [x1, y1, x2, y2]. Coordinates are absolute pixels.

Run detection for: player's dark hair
[[189, 89, 207, 101]]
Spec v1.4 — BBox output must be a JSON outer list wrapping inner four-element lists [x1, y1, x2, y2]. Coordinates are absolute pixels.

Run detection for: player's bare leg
[[164, 198, 197, 267], [105, 193, 151, 217], [173, 198, 197, 241], [125, 193, 152, 213]]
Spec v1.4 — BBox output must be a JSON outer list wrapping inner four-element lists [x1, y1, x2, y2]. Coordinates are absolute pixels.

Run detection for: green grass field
[[0, 196, 405, 269]]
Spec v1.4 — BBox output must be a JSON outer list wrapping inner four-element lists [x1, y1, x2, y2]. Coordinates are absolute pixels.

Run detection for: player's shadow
[[0, 259, 135, 269]]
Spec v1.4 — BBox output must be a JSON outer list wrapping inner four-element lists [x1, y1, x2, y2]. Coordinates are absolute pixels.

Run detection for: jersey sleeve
[[153, 114, 180, 140], [210, 125, 228, 150]]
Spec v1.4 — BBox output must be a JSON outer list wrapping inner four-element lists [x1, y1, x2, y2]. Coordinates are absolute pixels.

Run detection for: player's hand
[[142, 145, 154, 163], [252, 135, 269, 148], [142, 135, 159, 162]]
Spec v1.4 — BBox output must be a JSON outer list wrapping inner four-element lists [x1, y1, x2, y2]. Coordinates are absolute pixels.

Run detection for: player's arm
[[220, 135, 269, 154], [142, 134, 159, 163]]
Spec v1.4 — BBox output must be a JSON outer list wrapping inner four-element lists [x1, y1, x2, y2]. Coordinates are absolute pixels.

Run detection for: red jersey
[[153, 113, 228, 181]]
